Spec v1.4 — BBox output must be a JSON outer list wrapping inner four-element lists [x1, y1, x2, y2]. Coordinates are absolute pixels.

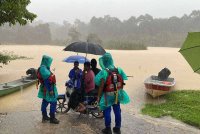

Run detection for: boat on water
[[0, 68, 38, 97], [144, 75, 176, 98], [0, 76, 37, 97]]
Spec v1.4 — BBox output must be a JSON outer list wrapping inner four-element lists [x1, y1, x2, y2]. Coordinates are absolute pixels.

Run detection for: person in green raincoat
[[95, 53, 130, 134], [37, 55, 59, 124]]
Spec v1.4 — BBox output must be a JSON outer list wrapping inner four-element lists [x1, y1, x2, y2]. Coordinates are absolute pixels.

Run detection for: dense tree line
[[48, 10, 200, 47], [1, 10, 200, 47], [0, 23, 51, 44]]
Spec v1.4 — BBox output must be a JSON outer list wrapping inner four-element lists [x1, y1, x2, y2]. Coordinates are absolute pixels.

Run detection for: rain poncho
[[95, 53, 130, 110], [37, 55, 58, 102]]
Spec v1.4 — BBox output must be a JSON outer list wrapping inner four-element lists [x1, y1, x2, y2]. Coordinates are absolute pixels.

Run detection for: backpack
[[36, 67, 43, 90], [104, 68, 124, 92], [36, 67, 56, 89]]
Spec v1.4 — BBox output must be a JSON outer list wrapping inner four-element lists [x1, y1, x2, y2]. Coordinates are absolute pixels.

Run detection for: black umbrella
[[63, 42, 106, 56]]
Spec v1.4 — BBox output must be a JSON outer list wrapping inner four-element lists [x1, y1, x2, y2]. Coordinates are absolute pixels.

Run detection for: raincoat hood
[[99, 52, 115, 70], [40, 55, 53, 69]]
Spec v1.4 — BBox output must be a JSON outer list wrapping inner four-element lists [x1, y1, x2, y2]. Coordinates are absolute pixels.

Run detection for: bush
[[0, 52, 11, 65], [0, 51, 29, 67]]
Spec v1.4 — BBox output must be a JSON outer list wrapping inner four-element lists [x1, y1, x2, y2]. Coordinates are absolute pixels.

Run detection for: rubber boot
[[42, 112, 50, 123], [50, 113, 59, 124], [113, 127, 121, 134], [102, 127, 112, 134]]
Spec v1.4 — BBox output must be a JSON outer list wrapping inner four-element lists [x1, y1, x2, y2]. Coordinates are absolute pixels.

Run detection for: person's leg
[[75, 103, 86, 113], [49, 101, 59, 124], [41, 99, 50, 122], [102, 106, 112, 134], [112, 103, 121, 134]]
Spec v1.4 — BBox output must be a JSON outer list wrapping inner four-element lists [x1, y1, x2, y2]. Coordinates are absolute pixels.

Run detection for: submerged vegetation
[[0, 52, 10, 65], [141, 90, 200, 128], [0, 51, 30, 67]]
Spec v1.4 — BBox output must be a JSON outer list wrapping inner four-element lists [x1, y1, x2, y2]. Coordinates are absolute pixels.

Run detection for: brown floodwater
[[1, 45, 200, 134], [1, 45, 200, 114]]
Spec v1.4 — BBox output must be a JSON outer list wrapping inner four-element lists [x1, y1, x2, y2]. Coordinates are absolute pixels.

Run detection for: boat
[[0, 76, 37, 97], [144, 75, 176, 98]]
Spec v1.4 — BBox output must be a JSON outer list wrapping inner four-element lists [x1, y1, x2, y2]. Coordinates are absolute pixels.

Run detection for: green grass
[[141, 90, 200, 128]]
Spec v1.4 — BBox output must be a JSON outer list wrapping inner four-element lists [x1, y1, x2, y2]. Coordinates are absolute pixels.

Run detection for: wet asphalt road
[[0, 109, 199, 134]]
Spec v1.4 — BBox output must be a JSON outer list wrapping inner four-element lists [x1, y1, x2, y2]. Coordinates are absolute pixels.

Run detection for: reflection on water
[[0, 85, 40, 113]]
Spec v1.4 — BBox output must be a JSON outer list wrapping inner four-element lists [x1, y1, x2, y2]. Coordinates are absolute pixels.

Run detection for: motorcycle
[[56, 81, 103, 119]]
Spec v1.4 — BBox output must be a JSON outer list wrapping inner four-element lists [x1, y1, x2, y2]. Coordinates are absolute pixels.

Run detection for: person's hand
[[49, 90, 54, 96], [97, 97, 100, 102], [82, 70, 86, 77], [83, 69, 85, 74]]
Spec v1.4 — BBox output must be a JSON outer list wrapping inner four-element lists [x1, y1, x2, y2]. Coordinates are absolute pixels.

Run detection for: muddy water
[[1, 45, 200, 114], [1, 45, 200, 134]]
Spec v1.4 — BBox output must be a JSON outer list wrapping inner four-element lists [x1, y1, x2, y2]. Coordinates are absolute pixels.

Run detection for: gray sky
[[28, 0, 200, 24]]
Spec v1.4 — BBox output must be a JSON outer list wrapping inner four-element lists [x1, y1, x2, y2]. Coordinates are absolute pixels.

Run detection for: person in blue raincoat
[[68, 61, 82, 90], [37, 55, 59, 124], [95, 53, 130, 134]]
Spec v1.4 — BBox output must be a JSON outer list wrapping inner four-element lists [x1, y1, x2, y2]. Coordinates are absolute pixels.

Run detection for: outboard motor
[[158, 68, 171, 81], [26, 68, 37, 79]]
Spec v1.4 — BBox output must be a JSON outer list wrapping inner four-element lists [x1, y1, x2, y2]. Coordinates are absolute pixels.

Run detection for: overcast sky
[[28, 0, 200, 24]]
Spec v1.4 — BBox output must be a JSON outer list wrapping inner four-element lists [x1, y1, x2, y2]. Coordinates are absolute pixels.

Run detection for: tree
[[68, 27, 81, 42], [0, 0, 37, 26], [0, 0, 36, 66], [87, 33, 102, 44], [189, 10, 200, 18]]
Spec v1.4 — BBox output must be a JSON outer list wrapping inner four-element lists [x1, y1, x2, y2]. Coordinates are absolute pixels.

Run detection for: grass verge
[[141, 90, 200, 128]]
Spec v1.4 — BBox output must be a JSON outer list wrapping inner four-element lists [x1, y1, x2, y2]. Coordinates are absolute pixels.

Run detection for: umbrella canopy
[[63, 55, 90, 64], [179, 32, 200, 74], [63, 42, 106, 55]]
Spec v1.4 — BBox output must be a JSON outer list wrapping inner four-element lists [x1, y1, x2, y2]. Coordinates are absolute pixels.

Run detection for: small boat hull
[[0, 77, 37, 97], [144, 75, 175, 98]]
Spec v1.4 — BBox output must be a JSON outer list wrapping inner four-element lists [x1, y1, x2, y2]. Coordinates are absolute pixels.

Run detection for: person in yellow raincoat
[[95, 53, 130, 134]]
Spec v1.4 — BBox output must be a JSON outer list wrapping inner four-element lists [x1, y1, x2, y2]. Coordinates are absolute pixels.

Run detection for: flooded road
[[0, 45, 200, 133]]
